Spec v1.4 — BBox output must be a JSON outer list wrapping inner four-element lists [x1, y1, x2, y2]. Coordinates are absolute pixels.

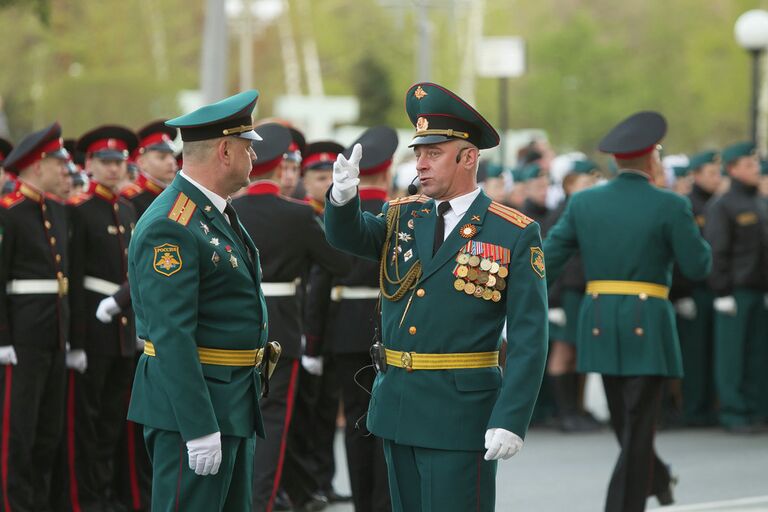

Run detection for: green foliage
[[354, 55, 395, 126], [0, 0, 49, 24]]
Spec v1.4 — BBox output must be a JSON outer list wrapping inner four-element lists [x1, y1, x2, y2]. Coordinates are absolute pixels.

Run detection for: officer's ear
[[217, 138, 231, 165], [462, 145, 479, 170]]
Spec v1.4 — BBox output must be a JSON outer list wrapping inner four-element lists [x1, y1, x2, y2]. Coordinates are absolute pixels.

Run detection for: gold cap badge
[[416, 117, 429, 132], [414, 85, 428, 99]]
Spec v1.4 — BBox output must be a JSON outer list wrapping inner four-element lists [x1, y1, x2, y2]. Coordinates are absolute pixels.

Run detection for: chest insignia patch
[[398, 232, 412, 242], [153, 244, 182, 276], [459, 223, 477, 239], [404, 248, 413, 262]]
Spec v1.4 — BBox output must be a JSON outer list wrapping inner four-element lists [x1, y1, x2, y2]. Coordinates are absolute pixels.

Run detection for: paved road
[[326, 427, 768, 511]]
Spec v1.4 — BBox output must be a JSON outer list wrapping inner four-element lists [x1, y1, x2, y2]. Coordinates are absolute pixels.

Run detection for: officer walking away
[[325, 82, 548, 512], [544, 112, 712, 511], [704, 142, 768, 434], [0, 122, 72, 511], [127, 90, 270, 511]]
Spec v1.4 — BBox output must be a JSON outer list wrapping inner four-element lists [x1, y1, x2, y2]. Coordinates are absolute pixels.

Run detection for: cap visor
[[237, 130, 262, 141], [145, 142, 177, 154], [408, 134, 453, 148], [91, 150, 127, 161], [47, 148, 70, 160]]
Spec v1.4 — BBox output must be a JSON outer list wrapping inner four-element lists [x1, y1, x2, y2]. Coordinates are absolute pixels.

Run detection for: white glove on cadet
[[186, 431, 222, 476], [0, 346, 18, 366], [548, 308, 566, 327], [714, 295, 737, 316], [96, 296, 121, 323], [674, 297, 697, 320], [65, 349, 88, 373], [330, 143, 362, 205], [484, 428, 523, 461], [302, 355, 324, 376]]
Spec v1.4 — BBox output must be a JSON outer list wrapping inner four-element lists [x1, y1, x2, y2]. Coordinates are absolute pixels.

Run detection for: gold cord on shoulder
[[379, 204, 422, 301]]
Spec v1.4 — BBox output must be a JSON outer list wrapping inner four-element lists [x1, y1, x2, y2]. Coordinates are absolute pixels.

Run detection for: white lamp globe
[[734, 9, 768, 50]]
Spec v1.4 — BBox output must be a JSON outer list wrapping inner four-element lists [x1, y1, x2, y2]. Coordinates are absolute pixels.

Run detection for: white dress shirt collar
[[179, 170, 229, 216]]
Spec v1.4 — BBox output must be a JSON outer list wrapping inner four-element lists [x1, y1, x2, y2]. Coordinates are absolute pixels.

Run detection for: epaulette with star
[[488, 201, 533, 229], [0, 191, 24, 209], [167, 192, 197, 226], [120, 183, 143, 199], [67, 193, 93, 207], [387, 194, 428, 207]]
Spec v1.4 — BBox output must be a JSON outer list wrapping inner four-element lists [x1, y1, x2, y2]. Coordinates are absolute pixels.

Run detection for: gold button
[[408, 326, 417, 335], [639, 293, 648, 301], [635, 327, 644, 336], [50, 236, 56, 245], [592, 328, 600, 336], [121, 316, 128, 326], [44, 221, 51, 229], [416, 288, 425, 297], [118, 225, 125, 234], [55, 254, 61, 263]]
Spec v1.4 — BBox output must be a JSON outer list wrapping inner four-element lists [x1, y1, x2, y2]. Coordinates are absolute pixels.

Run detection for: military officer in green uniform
[[324, 82, 548, 512], [127, 90, 269, 511], [544, 112, 712, 512], [704, 142, 768, 433]]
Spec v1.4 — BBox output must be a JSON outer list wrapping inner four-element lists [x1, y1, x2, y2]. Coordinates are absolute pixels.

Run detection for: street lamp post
[[734, 9, 768, 144]]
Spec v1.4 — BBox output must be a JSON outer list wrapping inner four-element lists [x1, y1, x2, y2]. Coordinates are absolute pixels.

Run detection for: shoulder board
[[167, 192, 197, 226], [0, 191, 24, 209], [388, 194, 428, 207], [120, 183, 142, 199], [45, 193, 65, 204], [488, 202, 534, 229], [67, 193, 93, 206]]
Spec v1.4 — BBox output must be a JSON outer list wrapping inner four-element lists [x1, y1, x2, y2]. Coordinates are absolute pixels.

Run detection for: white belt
[[6, 279, 62, 295], [331, 286, 380, 302], [261, 279, 300, 297], [84, 276, 121, 296]]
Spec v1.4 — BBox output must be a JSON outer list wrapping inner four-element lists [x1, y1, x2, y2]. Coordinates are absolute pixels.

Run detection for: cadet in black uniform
[[63, 125, 140, 511], [0, 123, 72, 511], [232, 123, 346, 512], [0, 138, 15, 194], [704, 142, 768, 433], [321, 126, 397, 512]]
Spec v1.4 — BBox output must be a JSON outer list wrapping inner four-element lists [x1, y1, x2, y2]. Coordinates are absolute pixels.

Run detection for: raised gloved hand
[[548, 308, 566, 327], [302, 355, 324, 376], [65, 349, 88, 373], [0, 346, 18, 366], [484, 428, 523, 461], [714, 295, 737, 316], [186, 431, 222, 476], [96, 296, 121, 323], [330, 143, 362, 205], [674, 297, 697, 320]]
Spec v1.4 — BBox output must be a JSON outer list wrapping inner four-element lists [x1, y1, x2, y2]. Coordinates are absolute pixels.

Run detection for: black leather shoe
[[656, 473, 678, 506], [294, 493, 328, 512]]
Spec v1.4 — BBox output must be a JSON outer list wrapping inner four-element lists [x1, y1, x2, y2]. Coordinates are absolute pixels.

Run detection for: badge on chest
[[452, 241, 509, 302]]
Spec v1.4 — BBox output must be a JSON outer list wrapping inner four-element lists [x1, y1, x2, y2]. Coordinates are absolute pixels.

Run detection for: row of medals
[[453, 253, 508, 302]]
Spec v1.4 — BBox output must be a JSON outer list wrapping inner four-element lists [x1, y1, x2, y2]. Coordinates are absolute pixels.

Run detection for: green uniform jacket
[[127, 174, 267, 441], [543, 172, 712, 377], [324, 190, 548, 451]]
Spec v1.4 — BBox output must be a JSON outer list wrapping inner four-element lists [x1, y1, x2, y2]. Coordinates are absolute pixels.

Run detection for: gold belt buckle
[[400, 351, 413, 372], [58, 276, 69, 297]]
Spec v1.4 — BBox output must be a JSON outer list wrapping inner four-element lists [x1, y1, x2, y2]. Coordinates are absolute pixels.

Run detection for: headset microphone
[[407, 175, 419, 195]]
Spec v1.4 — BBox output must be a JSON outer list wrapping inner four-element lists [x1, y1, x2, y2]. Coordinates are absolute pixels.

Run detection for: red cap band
[[13, 137, 64, 171], [86, 138, 129, 155], [613, 145, 655, 159], [250, 155, 283, 177], [360, 159, 392, 176], [138, 133, 172, 151], [302, 152, 336, 170]]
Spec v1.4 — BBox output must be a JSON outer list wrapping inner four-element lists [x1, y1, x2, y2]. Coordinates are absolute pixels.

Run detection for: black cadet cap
[[598, 111, 667, 158], [3, 122, 69, 173], [343, 126, 399, 176], [77, 125, 139, 161], [302, 141, 344, 173], [287, 127, 306, 161], [137, 120, 178, 154], [405, 82, 500, 150], [0, 138, 13, 165], [250, 123, 293, 177]]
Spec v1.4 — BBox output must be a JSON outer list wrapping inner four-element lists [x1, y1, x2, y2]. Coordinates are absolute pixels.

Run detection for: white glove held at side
[[330, 143, 362, 205], [714, 295, 737, 316], [301, 355, 324, 376], [674, 297, 697, 320], [548, 308, 566, 327], [65, 349, 88, 373], [186, 431, 222, 476], [0, 346, 18, 366], [484, 428, 523, 461], [96, 296, 121, 323]]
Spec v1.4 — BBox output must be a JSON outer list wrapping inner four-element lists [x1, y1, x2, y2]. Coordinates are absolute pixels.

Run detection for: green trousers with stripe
[[144, 427, 255, 512], [713, 289, 768, 427], [382, 439, 497, 512]]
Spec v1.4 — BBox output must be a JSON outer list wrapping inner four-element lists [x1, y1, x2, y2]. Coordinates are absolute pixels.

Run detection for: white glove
[[65, 349, 88, 373], [714, 295, 737, 316], [186, 431, 222, 476], [302, 355, 324, 376], [330, 143, 361, 205], [484, 428, 523, 461], [674, 297, 697, 320], [96, 296, 121, 323], [548, 308, 566, 327], [0, 346, 18, 366]]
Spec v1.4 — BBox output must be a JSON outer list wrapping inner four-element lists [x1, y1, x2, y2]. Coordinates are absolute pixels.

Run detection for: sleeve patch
[[153, 243, 183, 276], [530, 247, 545, 278]]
